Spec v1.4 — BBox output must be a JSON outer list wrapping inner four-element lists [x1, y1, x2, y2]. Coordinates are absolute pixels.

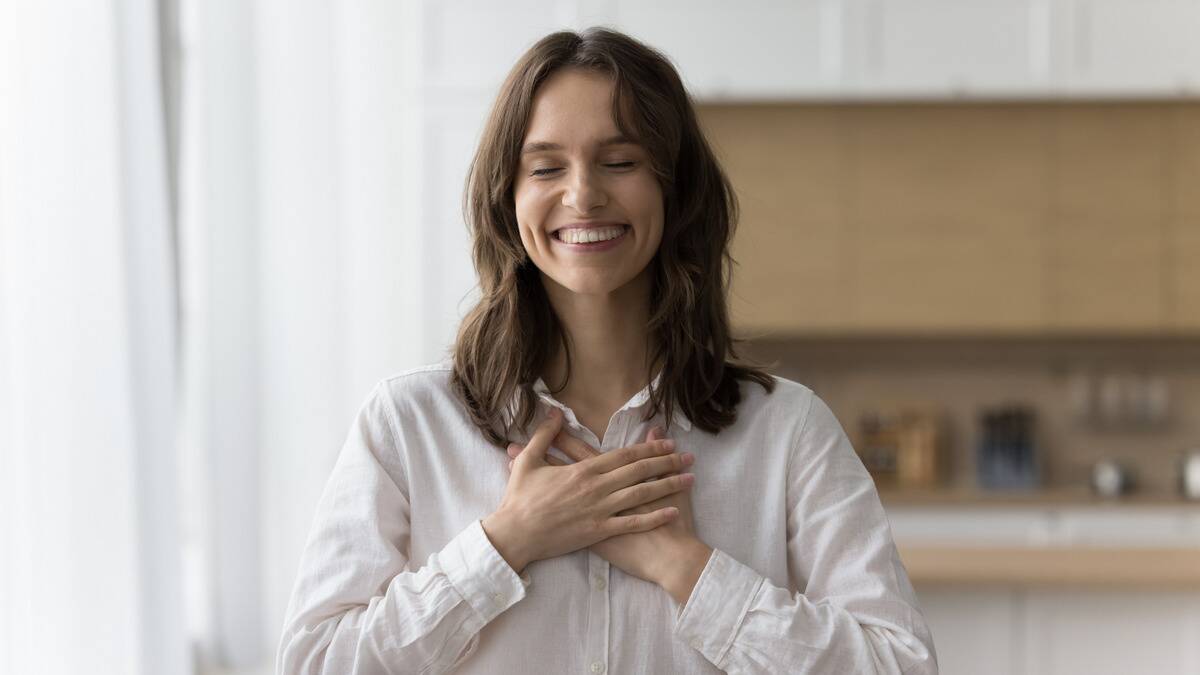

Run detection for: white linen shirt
[[276, 361, 938, 674]]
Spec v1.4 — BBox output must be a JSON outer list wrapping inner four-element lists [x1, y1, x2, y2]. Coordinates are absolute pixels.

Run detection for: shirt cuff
[[440, 519, 531, 624], [673, 547, 764, 668]]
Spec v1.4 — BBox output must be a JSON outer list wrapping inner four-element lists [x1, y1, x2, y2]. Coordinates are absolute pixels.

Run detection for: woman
[[277, 27, 937, 674]]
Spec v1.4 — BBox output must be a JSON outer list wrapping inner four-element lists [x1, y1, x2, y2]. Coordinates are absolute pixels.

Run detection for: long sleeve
[[276, 383, 531, 675], [672, 393, 938, 674]]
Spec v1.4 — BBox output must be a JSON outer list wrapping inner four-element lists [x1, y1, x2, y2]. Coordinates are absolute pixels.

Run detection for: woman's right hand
[[480, 407, 692, 574]]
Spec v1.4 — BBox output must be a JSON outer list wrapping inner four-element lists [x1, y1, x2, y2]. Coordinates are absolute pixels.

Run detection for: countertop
[[878, 484, 1200, 507], [897, 545, 1200, 586]]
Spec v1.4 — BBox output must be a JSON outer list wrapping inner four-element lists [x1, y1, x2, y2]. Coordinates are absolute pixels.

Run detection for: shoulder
[[737, 371, 817, 424], [365, 360, 458, 421], [736, 372, 849, 452]]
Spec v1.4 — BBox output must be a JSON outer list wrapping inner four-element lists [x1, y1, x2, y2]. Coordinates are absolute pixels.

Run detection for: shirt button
[[589, 662, 605, 674], [592, 575, 607, 591], [491, 592, 504, 606]]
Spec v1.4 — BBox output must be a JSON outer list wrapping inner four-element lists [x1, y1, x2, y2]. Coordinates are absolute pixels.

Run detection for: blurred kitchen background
[[3, 1, 1200, 674]]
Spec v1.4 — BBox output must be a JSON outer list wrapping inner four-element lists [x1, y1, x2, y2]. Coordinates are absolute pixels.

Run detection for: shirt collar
[[508, 368, 693, 434]]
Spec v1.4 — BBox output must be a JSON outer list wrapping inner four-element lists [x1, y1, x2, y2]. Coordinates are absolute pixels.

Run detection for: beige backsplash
[[742, 337, 1200, 495]]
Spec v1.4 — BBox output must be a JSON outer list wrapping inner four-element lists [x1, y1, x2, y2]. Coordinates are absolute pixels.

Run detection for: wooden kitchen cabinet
[[708, 102, 1200, 337], [701, 106, 855, 333], [845, 106, 1049, 332], [1047, 105, 1169, 331], [1171, 106, 1200, 331]]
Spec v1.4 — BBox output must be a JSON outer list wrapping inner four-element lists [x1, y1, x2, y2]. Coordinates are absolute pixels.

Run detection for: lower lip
[[552, 225, 630, 252]]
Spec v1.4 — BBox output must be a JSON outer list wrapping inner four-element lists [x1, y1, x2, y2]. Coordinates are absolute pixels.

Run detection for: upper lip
[[551, 221, 628, 233]]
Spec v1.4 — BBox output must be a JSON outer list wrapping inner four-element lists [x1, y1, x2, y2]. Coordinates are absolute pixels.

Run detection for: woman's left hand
[[505, 425, 713, 603]]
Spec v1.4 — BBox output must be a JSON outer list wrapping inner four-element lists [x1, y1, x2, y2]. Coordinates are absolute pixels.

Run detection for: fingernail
[[681, 452, 694, 464], [680, 473, 695, 486], [662, 439, 675, 451]]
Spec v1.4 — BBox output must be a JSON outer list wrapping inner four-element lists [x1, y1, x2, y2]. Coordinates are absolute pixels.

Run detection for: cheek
[[513, 186, 550, 254]]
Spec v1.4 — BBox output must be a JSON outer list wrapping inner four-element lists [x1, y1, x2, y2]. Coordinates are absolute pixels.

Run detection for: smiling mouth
[[552, 224, 630, 244]]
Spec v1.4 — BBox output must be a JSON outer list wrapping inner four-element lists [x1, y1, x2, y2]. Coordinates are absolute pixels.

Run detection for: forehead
[[521, 68, 625, 146]]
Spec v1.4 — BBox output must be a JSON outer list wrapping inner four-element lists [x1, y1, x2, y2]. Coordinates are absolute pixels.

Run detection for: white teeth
[[557, 225, 626, 244]]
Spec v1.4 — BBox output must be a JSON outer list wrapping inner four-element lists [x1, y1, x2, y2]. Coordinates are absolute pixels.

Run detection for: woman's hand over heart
[[505, 424, 709, 595]]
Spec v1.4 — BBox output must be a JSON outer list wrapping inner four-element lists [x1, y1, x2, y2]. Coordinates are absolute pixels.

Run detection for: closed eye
[[528, 161, 638, 178]]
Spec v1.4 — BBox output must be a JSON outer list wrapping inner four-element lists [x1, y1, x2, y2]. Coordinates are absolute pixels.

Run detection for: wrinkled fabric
[[276, 361, 938, 674]]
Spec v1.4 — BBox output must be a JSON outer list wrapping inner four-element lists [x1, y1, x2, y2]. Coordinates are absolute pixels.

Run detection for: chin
[[552, 273, 630, 296]]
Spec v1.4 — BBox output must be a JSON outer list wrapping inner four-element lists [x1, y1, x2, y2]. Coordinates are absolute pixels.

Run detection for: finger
[[509, 441, 568, 466], [586, 438, 675, 474], [553, 429, 601, 463], [642, 426, 672, 479], [607, 472, 694, 513], [514, 407, 563, 469], [645, 425, 663, 443], [602, 507, 679, 537], [508, 458, 564, 472], [603, 451, 693, 491]]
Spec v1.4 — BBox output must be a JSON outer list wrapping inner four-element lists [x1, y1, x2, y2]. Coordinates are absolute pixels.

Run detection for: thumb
[[515, 407, 563, 470]]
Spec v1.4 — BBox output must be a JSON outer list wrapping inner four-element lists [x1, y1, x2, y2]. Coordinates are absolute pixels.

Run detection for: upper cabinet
[[844, 0, 1053, 98], [1058, 0, 1200, 97], [700, 101, 1200, 336], [600, 1, 837, 100], [592, 0, 1200, 101]]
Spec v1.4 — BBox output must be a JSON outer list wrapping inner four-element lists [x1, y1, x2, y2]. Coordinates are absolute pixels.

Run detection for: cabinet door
[[700, 106, 853, 333], [605, 0, 838, 100], [847, 106, 1049, 332], [1048, 105, 1168, 331], [1059, 0, 1200, 97], [846, 0, 1053, 98], [1023, 590, 1200, 675], [915, 588, 1023, 675], [1170, 106, 1200, 331]]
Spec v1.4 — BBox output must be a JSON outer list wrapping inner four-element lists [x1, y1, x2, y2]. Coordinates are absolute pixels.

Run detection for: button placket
[[584, 551, 610, 675]]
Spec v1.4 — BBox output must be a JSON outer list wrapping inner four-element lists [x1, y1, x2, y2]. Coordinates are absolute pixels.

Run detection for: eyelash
[[529, 161, 636, 178]]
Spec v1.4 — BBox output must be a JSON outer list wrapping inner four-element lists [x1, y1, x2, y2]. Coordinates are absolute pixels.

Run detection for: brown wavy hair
[[450, 26, 775, 448]]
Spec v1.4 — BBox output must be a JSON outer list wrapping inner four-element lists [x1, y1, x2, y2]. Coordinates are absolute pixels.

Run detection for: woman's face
[[513, 68, 664, 297]]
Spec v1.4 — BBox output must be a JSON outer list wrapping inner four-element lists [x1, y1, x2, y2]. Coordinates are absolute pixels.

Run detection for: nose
[[562, 165, 607, 213]]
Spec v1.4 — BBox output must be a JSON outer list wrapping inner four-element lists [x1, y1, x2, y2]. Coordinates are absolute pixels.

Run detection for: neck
[[541, 268, 658, 410]]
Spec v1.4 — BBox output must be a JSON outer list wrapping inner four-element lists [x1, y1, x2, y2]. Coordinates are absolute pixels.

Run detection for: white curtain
[[179, 0, 435, 667], [0, 1, 187, 674]]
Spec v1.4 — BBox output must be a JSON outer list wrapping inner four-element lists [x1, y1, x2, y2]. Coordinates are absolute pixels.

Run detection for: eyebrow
[[520, 134, 637, 155]]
